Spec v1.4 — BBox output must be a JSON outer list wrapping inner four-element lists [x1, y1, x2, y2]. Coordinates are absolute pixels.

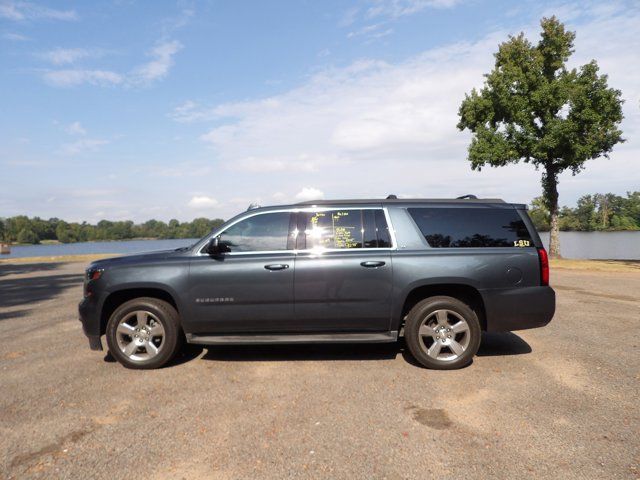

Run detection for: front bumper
[[85, 331, 103, 351], [79, 296, 104, 351]]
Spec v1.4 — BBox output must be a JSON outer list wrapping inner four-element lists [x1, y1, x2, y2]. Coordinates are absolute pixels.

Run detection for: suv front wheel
[[404, 296, 481, 370], [106, 297, 183, 369]]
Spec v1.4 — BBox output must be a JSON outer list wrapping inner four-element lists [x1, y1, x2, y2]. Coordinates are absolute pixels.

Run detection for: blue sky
[[2, 0, 639, 222]]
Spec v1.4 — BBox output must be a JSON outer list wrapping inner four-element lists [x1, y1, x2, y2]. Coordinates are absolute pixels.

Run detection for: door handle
[[360, 261, 386, 268], [264, 264, 290, 271]]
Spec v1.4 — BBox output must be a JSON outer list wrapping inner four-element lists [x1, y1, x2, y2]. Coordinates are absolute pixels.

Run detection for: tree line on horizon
[[529, 191, 639, 232], [0, 217, 224, 245], [1, 191, 638, 245]]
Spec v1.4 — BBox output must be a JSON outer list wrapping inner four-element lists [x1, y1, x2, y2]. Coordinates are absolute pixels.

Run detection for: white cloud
[[40, 40, 182, 88], [169, 100, 215, 123], [347, 23, 395, 40], [0, 1, 77, 21], [339, 7, 360, 27], [193, 5, 640, 208], [43, 69, 123, 87], [348, 23, 383, 38], [131, 40, 182, 84], [366, 0, 462, 19], [65, 121, 86, 135], [61, 138, 108, 155], [152, 163, 214, 178], [2, 32, 29, 41], [342, 0, 461, 40], [224, 154, 343, 173], [295, 187, 324, 201], [188, 195, 218, 208], [40, 47, 90, 65]]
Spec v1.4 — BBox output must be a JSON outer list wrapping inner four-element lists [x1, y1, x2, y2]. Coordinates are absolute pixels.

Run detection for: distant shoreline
[[4, 237, 172, 247]]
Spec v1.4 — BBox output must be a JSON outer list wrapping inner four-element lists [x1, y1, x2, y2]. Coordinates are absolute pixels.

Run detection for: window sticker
[[307, 210, 361, 249]]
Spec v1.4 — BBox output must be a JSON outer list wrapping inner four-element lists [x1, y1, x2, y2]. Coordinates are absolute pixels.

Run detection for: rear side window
[[408, 207, 532, 248], [303, 209, 391, 249]]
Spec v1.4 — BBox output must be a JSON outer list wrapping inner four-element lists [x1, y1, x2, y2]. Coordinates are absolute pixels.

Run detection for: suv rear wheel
[[404, 296, 481, 370], [106, 297, 182, 369]]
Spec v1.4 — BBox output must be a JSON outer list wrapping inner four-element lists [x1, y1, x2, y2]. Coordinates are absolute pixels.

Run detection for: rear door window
[[408, 207, 532, 248], [302, 209, 391, 249]]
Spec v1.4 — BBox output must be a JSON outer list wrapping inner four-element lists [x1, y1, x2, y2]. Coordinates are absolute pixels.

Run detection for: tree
[[457, 16, 624, 257], [529, 197, 550, 231], [56, 221, 77, 243], [17, 227, 39, 244]]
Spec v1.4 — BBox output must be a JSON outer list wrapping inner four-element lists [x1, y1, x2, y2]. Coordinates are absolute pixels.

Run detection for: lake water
[[2, 232, 639, 260], [2, 238, 199, 260], [539, 231, 640, 260]]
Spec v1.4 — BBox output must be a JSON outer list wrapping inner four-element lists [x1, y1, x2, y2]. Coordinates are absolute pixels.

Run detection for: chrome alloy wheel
[[417, 309, 471, 362], [115, 310, 165, 361]]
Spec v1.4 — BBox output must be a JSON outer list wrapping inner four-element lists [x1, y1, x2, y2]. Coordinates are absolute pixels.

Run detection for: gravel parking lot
[[1, 260, 638, 479]]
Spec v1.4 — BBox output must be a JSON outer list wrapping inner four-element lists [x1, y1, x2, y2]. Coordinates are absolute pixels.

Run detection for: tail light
[[537, 248, 549, 286]]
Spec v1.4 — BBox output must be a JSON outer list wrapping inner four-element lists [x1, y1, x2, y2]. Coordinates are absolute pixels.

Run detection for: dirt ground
[[0, 260, 638, 479]]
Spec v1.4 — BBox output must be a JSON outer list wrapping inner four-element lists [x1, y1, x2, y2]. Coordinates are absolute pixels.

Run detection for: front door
[[186, 211, 296, 333], [293, 208, 394, 332]]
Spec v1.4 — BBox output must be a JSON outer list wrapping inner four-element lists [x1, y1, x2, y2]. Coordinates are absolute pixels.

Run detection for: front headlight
[[86, 267, 104, 281]]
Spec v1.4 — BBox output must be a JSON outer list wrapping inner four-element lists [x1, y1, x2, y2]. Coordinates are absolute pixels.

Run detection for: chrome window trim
[[194, 206, 398, 256]]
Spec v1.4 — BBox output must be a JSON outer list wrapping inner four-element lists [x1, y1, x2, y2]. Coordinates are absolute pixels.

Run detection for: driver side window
[[218, 212, 292, 252]]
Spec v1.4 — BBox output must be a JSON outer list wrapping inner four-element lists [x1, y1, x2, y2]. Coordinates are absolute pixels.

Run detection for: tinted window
[[218, 212, 291, 252], [304, 209, 391, 249], [375, 209, 392, 247], [408, 207, 532, 248]]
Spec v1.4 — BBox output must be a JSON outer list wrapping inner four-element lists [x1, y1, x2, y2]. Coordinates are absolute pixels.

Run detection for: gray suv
[[79, 197, 555, 370]]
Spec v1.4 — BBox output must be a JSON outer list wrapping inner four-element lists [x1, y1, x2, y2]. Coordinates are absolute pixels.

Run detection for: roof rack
[[294, 197, 506, 206]]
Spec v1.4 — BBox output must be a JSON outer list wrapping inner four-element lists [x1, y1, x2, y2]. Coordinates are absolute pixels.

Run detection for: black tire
[[404, 296, 481, 370], [106, 297, 183, 370]]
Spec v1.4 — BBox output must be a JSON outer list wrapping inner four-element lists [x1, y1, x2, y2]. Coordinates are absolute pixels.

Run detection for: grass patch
[[552, 258, 640, 273], [0, 254, 117, 264]]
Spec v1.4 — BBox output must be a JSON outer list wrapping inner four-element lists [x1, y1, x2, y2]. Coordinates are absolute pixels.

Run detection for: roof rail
[[456, 194, 478, 200]]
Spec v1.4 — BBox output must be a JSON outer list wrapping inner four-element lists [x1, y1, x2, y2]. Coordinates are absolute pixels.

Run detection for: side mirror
[[206, 236, 229, 255]]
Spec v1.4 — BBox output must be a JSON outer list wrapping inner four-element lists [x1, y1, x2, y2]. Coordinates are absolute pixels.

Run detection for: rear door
[[293, 207, 394, 332]]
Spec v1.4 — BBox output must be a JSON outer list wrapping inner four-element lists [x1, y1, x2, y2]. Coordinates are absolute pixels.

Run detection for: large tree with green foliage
[[457, 16, 624, 257]]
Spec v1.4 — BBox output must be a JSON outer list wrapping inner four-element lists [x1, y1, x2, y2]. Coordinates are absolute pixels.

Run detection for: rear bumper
[[79, 296, 104, 351], [481, 286, 555, 332]]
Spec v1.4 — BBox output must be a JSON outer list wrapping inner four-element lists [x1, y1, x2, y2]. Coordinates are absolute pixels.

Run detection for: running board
[[186, 331, 398, 345]]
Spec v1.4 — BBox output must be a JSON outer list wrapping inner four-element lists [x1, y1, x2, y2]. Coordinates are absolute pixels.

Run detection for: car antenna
[[456, 194, 478, 199], [247, 202, 261, 210], [386, 194, 398, 199]]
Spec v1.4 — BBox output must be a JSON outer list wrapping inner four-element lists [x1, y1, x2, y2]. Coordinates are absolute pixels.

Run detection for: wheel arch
[[396, 282, 487, 331], [100, 286, 181, 335]]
